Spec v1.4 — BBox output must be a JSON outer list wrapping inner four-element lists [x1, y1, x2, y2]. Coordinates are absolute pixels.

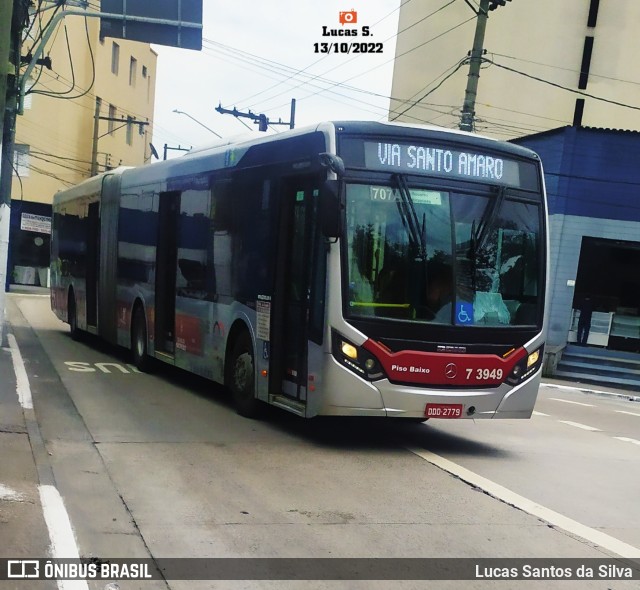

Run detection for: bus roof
[[53, 121, 540, 201], [53, 166, 130, 206]]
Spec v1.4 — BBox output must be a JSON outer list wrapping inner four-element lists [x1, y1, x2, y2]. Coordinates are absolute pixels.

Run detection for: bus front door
[[271, 179, 319, 405]]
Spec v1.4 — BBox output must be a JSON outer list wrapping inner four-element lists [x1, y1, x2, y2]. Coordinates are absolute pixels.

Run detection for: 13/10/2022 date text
[[314, 42, 383, 54]]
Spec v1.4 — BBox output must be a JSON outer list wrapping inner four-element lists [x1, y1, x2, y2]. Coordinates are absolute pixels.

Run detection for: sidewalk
[[0, 320, 53, 564], [541, 376, 640, 402]]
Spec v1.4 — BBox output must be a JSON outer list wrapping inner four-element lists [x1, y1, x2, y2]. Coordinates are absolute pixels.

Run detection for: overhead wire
[[484, 58, 640, 113], [226, 0, 421, 108], [257, 14, 477, 118], [213, 0, 462, 121], [244, 0, 459, 112], [490, 51, 640, 88], [389, 58, 468, 121], [29, 6, 97, 101]]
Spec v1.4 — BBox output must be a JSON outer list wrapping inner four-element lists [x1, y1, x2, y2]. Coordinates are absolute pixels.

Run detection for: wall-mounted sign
[[21, 213, 51, 234]]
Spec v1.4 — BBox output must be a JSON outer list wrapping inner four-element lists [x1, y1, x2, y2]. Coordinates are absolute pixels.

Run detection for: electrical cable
[[227, 0, 422, 108], [484, 59, 640, 113], [222, 0, 462, 115], [389, 59, 468, 121], [490, 51, 640, 88], [29, 10, 96, 100]]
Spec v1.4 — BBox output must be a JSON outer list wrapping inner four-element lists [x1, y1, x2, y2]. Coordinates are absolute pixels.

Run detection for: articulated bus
[[50, 121, 548, 420]]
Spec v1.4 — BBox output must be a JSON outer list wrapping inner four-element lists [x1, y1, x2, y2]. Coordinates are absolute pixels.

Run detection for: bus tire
[[68, 291, 81, 341], [227, 331, 261, 418], [131, 306, 152, 372]]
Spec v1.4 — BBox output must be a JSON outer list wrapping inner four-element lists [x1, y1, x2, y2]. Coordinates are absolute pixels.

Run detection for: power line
[[226, 0, 420, 108], [389, 58, 467, 121], [485, 58, 640, 113], [490, 51, 640, 89], [219, 1, 464, 116]]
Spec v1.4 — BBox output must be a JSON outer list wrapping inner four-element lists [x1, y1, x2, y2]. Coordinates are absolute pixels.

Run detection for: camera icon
[[339, 10, 358, 25]]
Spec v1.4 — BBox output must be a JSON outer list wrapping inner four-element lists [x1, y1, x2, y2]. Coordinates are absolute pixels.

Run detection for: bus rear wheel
[[131, 306, 152, 372], [227, 332, 261, 418]]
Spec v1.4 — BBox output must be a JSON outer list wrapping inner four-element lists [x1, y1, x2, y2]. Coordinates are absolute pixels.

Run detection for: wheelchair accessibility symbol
[[456, 302, 474, 325]]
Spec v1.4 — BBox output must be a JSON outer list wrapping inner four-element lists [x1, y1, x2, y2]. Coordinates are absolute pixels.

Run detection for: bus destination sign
[[364, 141, 524, 188]]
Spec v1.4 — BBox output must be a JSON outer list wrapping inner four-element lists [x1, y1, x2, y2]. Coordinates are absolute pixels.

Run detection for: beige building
[[10, 12, 156, 286], [389, 0, 640, 139]]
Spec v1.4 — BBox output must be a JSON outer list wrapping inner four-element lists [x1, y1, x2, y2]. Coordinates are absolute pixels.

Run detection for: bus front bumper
[[318, 356, 541, 419]]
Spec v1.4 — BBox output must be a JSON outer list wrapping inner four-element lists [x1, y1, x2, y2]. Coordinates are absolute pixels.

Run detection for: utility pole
[[0, 0, 18, 342], [459, 0, 489, 132], [459, 0, 511, 132], [90, 97, 102, 176], [90, 97, 150, 175], [216, 98, 296, 132]]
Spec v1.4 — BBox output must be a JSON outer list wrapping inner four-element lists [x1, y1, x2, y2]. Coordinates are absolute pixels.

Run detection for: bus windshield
[[345, 181, 542, 327]]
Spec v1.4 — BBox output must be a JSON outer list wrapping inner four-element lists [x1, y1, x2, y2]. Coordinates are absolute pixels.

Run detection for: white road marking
[[0, 483, 23, 501], [549, 398, 594, 407], [39, 485, 89, 590], [559, 420, 601, 432], [407, 447, 640, 559], [7, 334, 87, 588], [7, 333, 33, 410], [532, 411, 549, 417], [615, 410, 640, 417], [613, 437, 640, 446], [544, 383, 640, 402]]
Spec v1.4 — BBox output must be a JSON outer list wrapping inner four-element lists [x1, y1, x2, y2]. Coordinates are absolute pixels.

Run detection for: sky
[[150, 0, 401, 156]]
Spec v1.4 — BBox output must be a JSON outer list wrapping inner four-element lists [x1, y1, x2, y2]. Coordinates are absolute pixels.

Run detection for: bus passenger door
[[155, 191, 180, 355], [271, 178, 322, 404]]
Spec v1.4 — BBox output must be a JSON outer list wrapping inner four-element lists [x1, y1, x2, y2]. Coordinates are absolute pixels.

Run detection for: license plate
[[425, 403, 463, 419]]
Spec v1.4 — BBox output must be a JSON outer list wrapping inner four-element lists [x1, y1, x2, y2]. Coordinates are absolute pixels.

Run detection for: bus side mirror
[[320, 179, 341, 238]]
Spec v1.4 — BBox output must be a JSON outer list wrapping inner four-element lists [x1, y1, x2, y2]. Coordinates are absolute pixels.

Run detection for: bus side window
[[211, 179, 234, 297], [176, 188, 213, 300], [212, 179, 233, 232]]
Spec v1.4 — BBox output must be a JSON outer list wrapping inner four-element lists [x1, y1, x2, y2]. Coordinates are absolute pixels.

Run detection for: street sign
[[100, 0, 203, 50]]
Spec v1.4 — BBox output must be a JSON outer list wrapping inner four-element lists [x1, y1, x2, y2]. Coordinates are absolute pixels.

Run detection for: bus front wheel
[[131, 306, 152, 372], [68, 291, 81, 341], [227, 332, 261, 418]]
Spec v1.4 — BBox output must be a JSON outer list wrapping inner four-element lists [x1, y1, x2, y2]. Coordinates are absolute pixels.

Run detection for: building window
[[13, 144, 30, 178], [129, 57, 137, 86], [142, 65, 147, 78], [111, 42, 120, 75], [126, 116, 133, 145], [108, 104, 117, 135]]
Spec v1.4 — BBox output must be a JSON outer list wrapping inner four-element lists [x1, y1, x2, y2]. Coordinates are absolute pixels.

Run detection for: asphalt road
[[2, 292, 639, 590]]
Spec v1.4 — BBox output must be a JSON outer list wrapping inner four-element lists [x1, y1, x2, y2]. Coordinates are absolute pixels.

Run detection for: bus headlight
[[332, 331, 385, 381], [506, 345, 544, 385]]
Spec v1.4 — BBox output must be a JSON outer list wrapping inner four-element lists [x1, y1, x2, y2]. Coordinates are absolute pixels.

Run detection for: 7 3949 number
[[466, 368, 503, 380]]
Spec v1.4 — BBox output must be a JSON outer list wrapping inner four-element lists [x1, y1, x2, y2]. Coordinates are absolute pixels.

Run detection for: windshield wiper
[[392, 173, 427, 261], [474, 185, 506, 252]]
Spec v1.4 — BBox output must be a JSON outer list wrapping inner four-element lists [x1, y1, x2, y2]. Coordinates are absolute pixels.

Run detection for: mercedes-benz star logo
[[445, 363, 457, 379]]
